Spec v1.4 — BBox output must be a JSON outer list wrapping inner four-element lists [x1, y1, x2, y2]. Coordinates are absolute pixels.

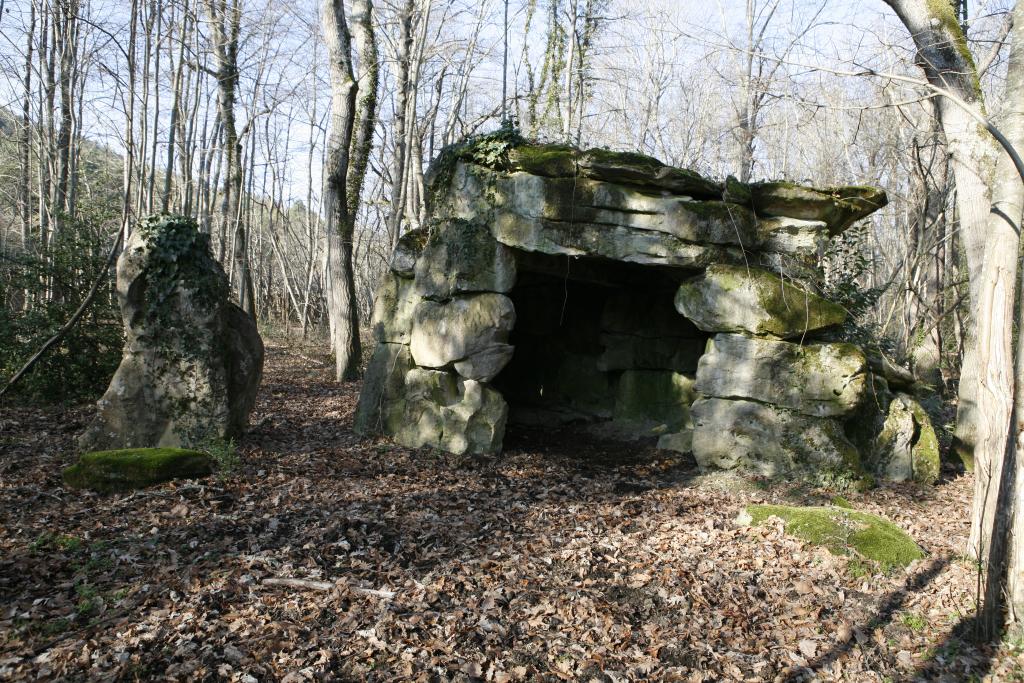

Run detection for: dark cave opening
[[492, 251, 709, 445]]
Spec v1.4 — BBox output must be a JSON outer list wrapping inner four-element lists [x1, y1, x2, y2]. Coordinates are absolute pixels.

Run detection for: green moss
[[831, 495, 853, 509], [747, 504, 924, 570], [511, 144, 578, 176], [696, 264, 847, 336], [63, 447, 214, 493], [583, 147, 664, 169], [924, 0, 980, 94], [907, 399, 941, 484], [396, 226, 429, 254]]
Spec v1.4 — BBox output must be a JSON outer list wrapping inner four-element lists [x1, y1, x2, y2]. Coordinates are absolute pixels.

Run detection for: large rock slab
[[390, 369, 507, 455], [493, 212, 737, 268], [748, 182, 888, 235], [413, 219, 516, 299], [691, 397, 862, 479], [696, 334, 867, 417], [490, 169, 760, 248], [409, 293, 516, 381], [675, 264, 846, 338], [80, 215, 263, 451]]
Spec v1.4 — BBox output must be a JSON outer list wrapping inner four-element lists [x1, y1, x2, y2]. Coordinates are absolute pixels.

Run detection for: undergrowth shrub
[[0, 212, 123, 403]]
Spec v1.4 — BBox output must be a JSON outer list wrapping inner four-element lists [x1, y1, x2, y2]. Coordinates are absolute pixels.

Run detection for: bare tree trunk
[[387, 0, 415, 249], [121, 0, 139, 237], [203, 0, 255, 319], [322, 0, 360, 381], [163, 5, 189, 213], [19, 0, 35, 251], [879, 0, 1005, 565], [981, 0, 1024, 636]]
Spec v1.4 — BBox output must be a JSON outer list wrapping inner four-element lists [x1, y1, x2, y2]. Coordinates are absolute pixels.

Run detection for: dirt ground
[[0, 345, 1019, 681]]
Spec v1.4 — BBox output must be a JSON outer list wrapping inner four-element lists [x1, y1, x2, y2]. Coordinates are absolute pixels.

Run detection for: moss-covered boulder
[[748, 182, 888, 235], [675, 264, 846, 339], [745, 504, 924, 569], [696, 334, 867, 417], [871, 393, 941, 484], [63, 448, 214, 493], [390, 227, 429, 277]]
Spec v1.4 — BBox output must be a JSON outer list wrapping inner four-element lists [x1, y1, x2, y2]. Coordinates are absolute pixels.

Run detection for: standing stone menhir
[[79, 215, 264, 452]]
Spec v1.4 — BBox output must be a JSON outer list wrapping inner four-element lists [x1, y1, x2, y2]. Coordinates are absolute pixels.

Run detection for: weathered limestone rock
[[870, 393, 940, 484], [505, 144, 724, 198], [391, 228, 428, 277], [696, 334, 867, 417], [675, 264, 846, 338], [492, 211, 739, 268], [413, 219, 516, 299], [748, 182, 888, 235], [63, 448, 214, 493], [691, 397, 861, 478], [371, 273, 418, 344], [657, 429, 693, 454], [80, 215, 264, 451], [487, 168, 760, 250], [757, 217, 829, 259], [353, 343, 415, 436], [391, 369, 507, 455], [409, 294, 516, 381]]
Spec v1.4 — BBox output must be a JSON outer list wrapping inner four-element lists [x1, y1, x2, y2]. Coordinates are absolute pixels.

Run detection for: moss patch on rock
[[63, 448, 214, 493], [675, 264, 846, 339], [511, 144, 578, 177], [746, 504, 924, 569]]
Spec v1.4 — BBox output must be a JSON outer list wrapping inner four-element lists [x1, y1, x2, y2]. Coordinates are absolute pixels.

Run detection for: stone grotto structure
[[80, 215, 264, 452], [355, 138, 939, 485]]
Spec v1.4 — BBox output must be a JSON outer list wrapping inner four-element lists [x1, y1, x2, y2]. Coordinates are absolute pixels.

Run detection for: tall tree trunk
[[879, 0, 1003, 563], [203, 0, 255, 318], [19, 0, 35, 251], [981, 0, 1024, 636], [387, 0, 415, 249], [121, 0, 139, 238], [322, 0, 360, 381]]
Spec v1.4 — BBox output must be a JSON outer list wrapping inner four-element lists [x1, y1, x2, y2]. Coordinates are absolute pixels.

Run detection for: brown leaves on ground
[[0, 345, 1018, 681]]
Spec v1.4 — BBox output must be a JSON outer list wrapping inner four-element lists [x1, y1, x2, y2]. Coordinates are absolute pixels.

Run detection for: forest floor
[[0, 344, 1020, 682]]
